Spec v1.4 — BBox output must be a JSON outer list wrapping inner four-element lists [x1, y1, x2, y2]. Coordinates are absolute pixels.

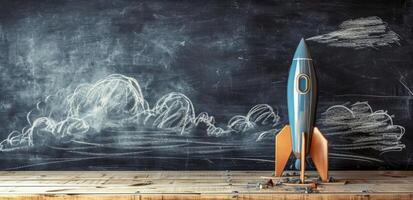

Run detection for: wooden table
[[0, 171, 411, 199]]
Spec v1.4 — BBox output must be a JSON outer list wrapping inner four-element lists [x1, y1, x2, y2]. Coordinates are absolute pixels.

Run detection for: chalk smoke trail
[[318, 102, 405, 154], [307, 16, 401, 49], [0, 74, 405, 165], [0, 74, 280, 151]]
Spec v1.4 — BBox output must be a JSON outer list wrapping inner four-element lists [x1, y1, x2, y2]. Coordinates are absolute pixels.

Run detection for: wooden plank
[[0, 171, 410, 199], [0, 194, 411, 200]]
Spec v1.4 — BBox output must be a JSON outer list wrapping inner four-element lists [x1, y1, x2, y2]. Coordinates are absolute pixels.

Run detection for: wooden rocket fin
[[275, 125, 292, 177], [310, 127, 329, 182]]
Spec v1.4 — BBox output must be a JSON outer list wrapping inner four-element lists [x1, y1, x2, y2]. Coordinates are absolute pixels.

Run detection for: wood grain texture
[[0, 171, 411, 199]]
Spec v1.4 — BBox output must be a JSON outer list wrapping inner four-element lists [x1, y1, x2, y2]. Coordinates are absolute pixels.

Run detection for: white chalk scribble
[[0, 74, 406, 166], [319, 102, 405, 154], [0, 74, 280, 151], [307, 16, 401, 49]]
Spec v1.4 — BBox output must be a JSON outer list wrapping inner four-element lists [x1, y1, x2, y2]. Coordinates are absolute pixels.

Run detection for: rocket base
[[274, 125, 329, 182]]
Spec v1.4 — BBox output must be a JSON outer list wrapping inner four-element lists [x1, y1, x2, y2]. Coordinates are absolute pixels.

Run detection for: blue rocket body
[[275, 38, 328, 182], [287, 38, 317, 159]]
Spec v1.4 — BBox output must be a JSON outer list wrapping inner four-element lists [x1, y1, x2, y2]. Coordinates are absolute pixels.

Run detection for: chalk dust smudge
[[307, 16, 401, 49]]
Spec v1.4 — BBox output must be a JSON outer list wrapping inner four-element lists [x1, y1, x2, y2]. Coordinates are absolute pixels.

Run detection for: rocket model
[[275, 38, 329, 183]]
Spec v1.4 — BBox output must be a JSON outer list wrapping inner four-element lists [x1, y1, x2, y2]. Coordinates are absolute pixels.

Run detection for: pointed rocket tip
[[293, 38, 312, 59]]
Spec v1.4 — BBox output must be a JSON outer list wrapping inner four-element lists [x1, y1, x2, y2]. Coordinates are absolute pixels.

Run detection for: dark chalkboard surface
[[0, 0, 412, 170]]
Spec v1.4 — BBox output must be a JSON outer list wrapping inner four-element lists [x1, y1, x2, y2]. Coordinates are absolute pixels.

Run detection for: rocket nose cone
[[293, 38, 312, 59]]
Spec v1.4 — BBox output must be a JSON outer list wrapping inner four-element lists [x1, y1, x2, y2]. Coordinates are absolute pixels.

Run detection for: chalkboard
[[0, 0, 412, 170]]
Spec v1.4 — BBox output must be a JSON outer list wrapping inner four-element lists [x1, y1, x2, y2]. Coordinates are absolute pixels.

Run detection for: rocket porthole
[[297, 74, 310, 94]]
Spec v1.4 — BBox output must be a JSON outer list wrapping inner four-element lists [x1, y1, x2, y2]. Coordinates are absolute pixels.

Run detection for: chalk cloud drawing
[[307, 16, 401, 49], [0, 74, 406, 166], [0, 74, 280, 151], [319, 102, 405, 155]]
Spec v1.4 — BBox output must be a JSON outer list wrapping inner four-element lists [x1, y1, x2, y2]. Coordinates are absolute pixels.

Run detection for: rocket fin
[[275, 125, 292, 177], [310, 127, 329, 182]]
